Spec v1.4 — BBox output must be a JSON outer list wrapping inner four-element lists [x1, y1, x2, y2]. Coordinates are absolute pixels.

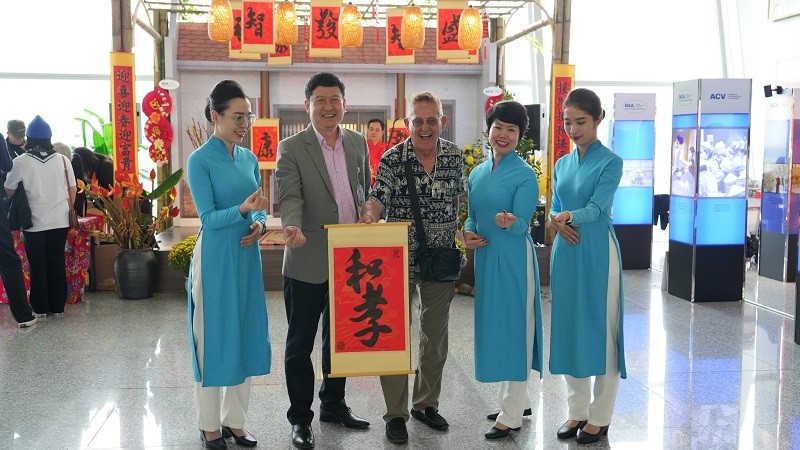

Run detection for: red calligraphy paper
[[386, 15, 412, 57], [241, 0, 275, 53], [437, 9, 462, 51], [250, 122, 279, 169], [311, 6, 340, 49], [552, 76, 574, 165], [231, 6, 244, 51], [110, 52, 137, 182], [332, 246, 406, 352]]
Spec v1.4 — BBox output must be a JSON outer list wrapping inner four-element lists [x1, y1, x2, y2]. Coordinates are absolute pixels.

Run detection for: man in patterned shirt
[[360, 91, 465, 445]]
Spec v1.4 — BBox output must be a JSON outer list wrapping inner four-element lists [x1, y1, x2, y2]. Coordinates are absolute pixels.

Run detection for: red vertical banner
[[110, 52, 137, 182], [436, 0, 468, 60], [386, 8, 413, 64], [250, 118, 279, 169], [309, 0, 342, 58], [550, 64, 575, 166], [229, 0, 261, 60], [327, 223, 412, 378], [332, 246, 406, 352], [241, 0, 275, 54]]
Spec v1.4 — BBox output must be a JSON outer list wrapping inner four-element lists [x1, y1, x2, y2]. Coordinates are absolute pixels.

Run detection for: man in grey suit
[[275, 72, 371, 450]]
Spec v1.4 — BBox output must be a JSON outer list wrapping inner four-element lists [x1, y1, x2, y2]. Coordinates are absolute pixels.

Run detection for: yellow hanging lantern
[[275, 1, 298, 45], [401, 5, 425, 50], [340, 3, 363, 48], [458, 7, 481, 51], [208, 0, 234, 42]]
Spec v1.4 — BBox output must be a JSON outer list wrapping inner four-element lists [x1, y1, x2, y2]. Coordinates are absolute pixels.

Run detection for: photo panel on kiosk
[[611, 95, 656, 226], [669, 126, 698, 246]]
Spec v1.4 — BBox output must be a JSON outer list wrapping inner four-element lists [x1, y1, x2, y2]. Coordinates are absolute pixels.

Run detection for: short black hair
[[305, 72, 345, 100], [485, 100, 529, 135], [205, 80, 248, 122], [367, 118, 385, 130], [563, 88, 604, 121]]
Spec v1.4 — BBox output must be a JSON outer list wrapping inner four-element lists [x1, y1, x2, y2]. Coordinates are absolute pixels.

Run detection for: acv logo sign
[[709, 92, 742, 100], [623, 100, 648, 113], [709, 93, 726, 99], [677, 89, 694, 106]]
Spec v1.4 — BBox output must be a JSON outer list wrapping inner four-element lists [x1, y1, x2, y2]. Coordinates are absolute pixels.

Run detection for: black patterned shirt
[[369, 138, 465, 273]]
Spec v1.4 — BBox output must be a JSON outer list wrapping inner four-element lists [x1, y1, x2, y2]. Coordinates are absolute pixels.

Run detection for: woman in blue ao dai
[[463, 101, 543, 440], [187, 80, 271, 449], [546, 88, 626, 445]]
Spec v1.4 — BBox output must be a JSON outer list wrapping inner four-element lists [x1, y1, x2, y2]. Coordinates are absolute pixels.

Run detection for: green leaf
[[147, 168, 184, 200]]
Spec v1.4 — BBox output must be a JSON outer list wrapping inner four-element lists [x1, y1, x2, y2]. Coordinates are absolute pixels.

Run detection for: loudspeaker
[[524, 104, 543, 150]]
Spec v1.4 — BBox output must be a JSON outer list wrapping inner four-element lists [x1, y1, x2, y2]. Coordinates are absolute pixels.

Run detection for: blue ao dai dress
[[466, 151, 543, 382], [549, 140, 627, 379], [187, 135, 271, 387]]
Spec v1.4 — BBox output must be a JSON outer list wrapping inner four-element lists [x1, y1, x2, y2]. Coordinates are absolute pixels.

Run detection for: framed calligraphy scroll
[[241, 0, 275, 54], [549, 64, 575, 169], [386, 119, 409, 147], [436, 0, 468, 61], [326, 222, 413, 378], [386, 8, 414, 64], [250, 118, 279, 169], [229, 1, 262, 60], [267, 43, 292, 66], [309, 0, 342, 58], [110, 52, 137, 182]]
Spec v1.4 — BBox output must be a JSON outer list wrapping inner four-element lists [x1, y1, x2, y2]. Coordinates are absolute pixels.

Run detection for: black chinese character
[[440, 13, 460, 44], [234, 16, 242, 41], [345, 249, 383, 294], [315, 8, 338, 39], [245, 7, 266, 38], [351, 282, 392, 347], [257, 132, 274, 159], [390, 24, 404, 50]]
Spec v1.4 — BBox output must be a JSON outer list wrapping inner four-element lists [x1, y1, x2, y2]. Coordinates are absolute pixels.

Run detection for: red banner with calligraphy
[[110, 52, 137, 182], [549, 64, 575, 168], [241, 0, 275, 54], [267, 43, 292, 66], [309, 0, 342, 58], [436, 0, 468, 60], [250, 118, 279, 169], [327, 223, 412, 377], [229, 0, 262, 60], [332, 246, 406, 352], [386, 9, 413, 64], [387, 119, 409, 147]]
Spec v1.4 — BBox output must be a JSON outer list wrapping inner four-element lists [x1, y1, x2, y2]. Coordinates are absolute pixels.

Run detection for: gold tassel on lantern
[[275, 1, 298, 45], [401, 5, 425, 50], [457, 7, 481, 51], [208, 0, 234, 42], [340, 3, 363, 48]]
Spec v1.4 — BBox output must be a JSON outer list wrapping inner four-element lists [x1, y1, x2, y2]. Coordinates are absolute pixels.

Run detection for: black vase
[[114, 249, 157, 299]]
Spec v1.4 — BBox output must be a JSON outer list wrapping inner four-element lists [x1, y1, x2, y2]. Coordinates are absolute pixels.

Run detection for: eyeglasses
[[221, 113, 257, 128], [408, 117, 441, 128]]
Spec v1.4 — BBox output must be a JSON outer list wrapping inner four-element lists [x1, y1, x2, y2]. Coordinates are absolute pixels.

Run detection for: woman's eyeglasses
[[221, 113, 257, 128]]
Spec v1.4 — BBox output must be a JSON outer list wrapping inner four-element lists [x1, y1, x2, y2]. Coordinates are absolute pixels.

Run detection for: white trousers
[[494, 242, 537, 429], [565, 232, 621, 427], [192, 234, 252, 431]]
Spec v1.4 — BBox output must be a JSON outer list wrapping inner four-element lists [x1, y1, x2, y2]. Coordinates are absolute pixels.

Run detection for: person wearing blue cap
[[0, 132, 36, 328], [4, 115, 77, 318]]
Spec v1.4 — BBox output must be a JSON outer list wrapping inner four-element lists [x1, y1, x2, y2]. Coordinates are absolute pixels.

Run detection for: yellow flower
[[474, 147, 482, 155], [466, 155, 475, 165], [463, 144, 472, 151]]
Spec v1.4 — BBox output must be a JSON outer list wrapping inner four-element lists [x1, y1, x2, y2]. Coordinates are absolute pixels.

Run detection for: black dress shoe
[[199, 430, 227, 450], [576, 424, 609, 444], [486, 408, 532, 421], [319, 407, 370, 428], [291, 424, 315, 449], [410, 407, 449, 430], [221, 426, 257, 447], [484, 426, 513, 439], [556, 420, 588, 439], [385, 417, 408, 444]]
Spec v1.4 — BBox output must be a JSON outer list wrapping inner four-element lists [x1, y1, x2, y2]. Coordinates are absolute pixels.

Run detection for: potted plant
[[168, 234, 197, 290], [78, 168, 183, 299]]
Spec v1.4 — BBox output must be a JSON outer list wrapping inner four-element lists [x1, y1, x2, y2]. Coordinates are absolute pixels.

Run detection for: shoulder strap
[[60, 155, 73, 204], [404, 156, 429, 253]]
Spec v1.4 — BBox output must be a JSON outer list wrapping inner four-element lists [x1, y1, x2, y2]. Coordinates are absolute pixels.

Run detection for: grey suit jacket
[[276, 125, 370, 284]]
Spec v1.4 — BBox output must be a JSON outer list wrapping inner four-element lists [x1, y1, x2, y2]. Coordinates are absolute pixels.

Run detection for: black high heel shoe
[[221, 426, 257, 447], [576, 424, 609, 444], [556, 420, 587, 439], [200, 430, 227, 450]]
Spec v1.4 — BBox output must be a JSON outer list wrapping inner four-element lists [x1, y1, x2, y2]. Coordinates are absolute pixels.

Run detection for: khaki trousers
[[380, 278, 454, 422]]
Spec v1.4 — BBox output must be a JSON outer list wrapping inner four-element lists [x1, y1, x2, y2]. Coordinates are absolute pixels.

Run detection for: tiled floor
[[2, 259, 799, 449]]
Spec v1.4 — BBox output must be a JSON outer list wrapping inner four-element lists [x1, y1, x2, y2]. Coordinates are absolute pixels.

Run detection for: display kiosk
[[610, 93, 656, 269], [668, 79, 751, 302], [760, 89, 798, 282]]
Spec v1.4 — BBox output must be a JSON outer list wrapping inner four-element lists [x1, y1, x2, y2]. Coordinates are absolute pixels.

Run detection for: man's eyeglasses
[[409, 117, 441, 128], [221, 113, 257, 128]]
